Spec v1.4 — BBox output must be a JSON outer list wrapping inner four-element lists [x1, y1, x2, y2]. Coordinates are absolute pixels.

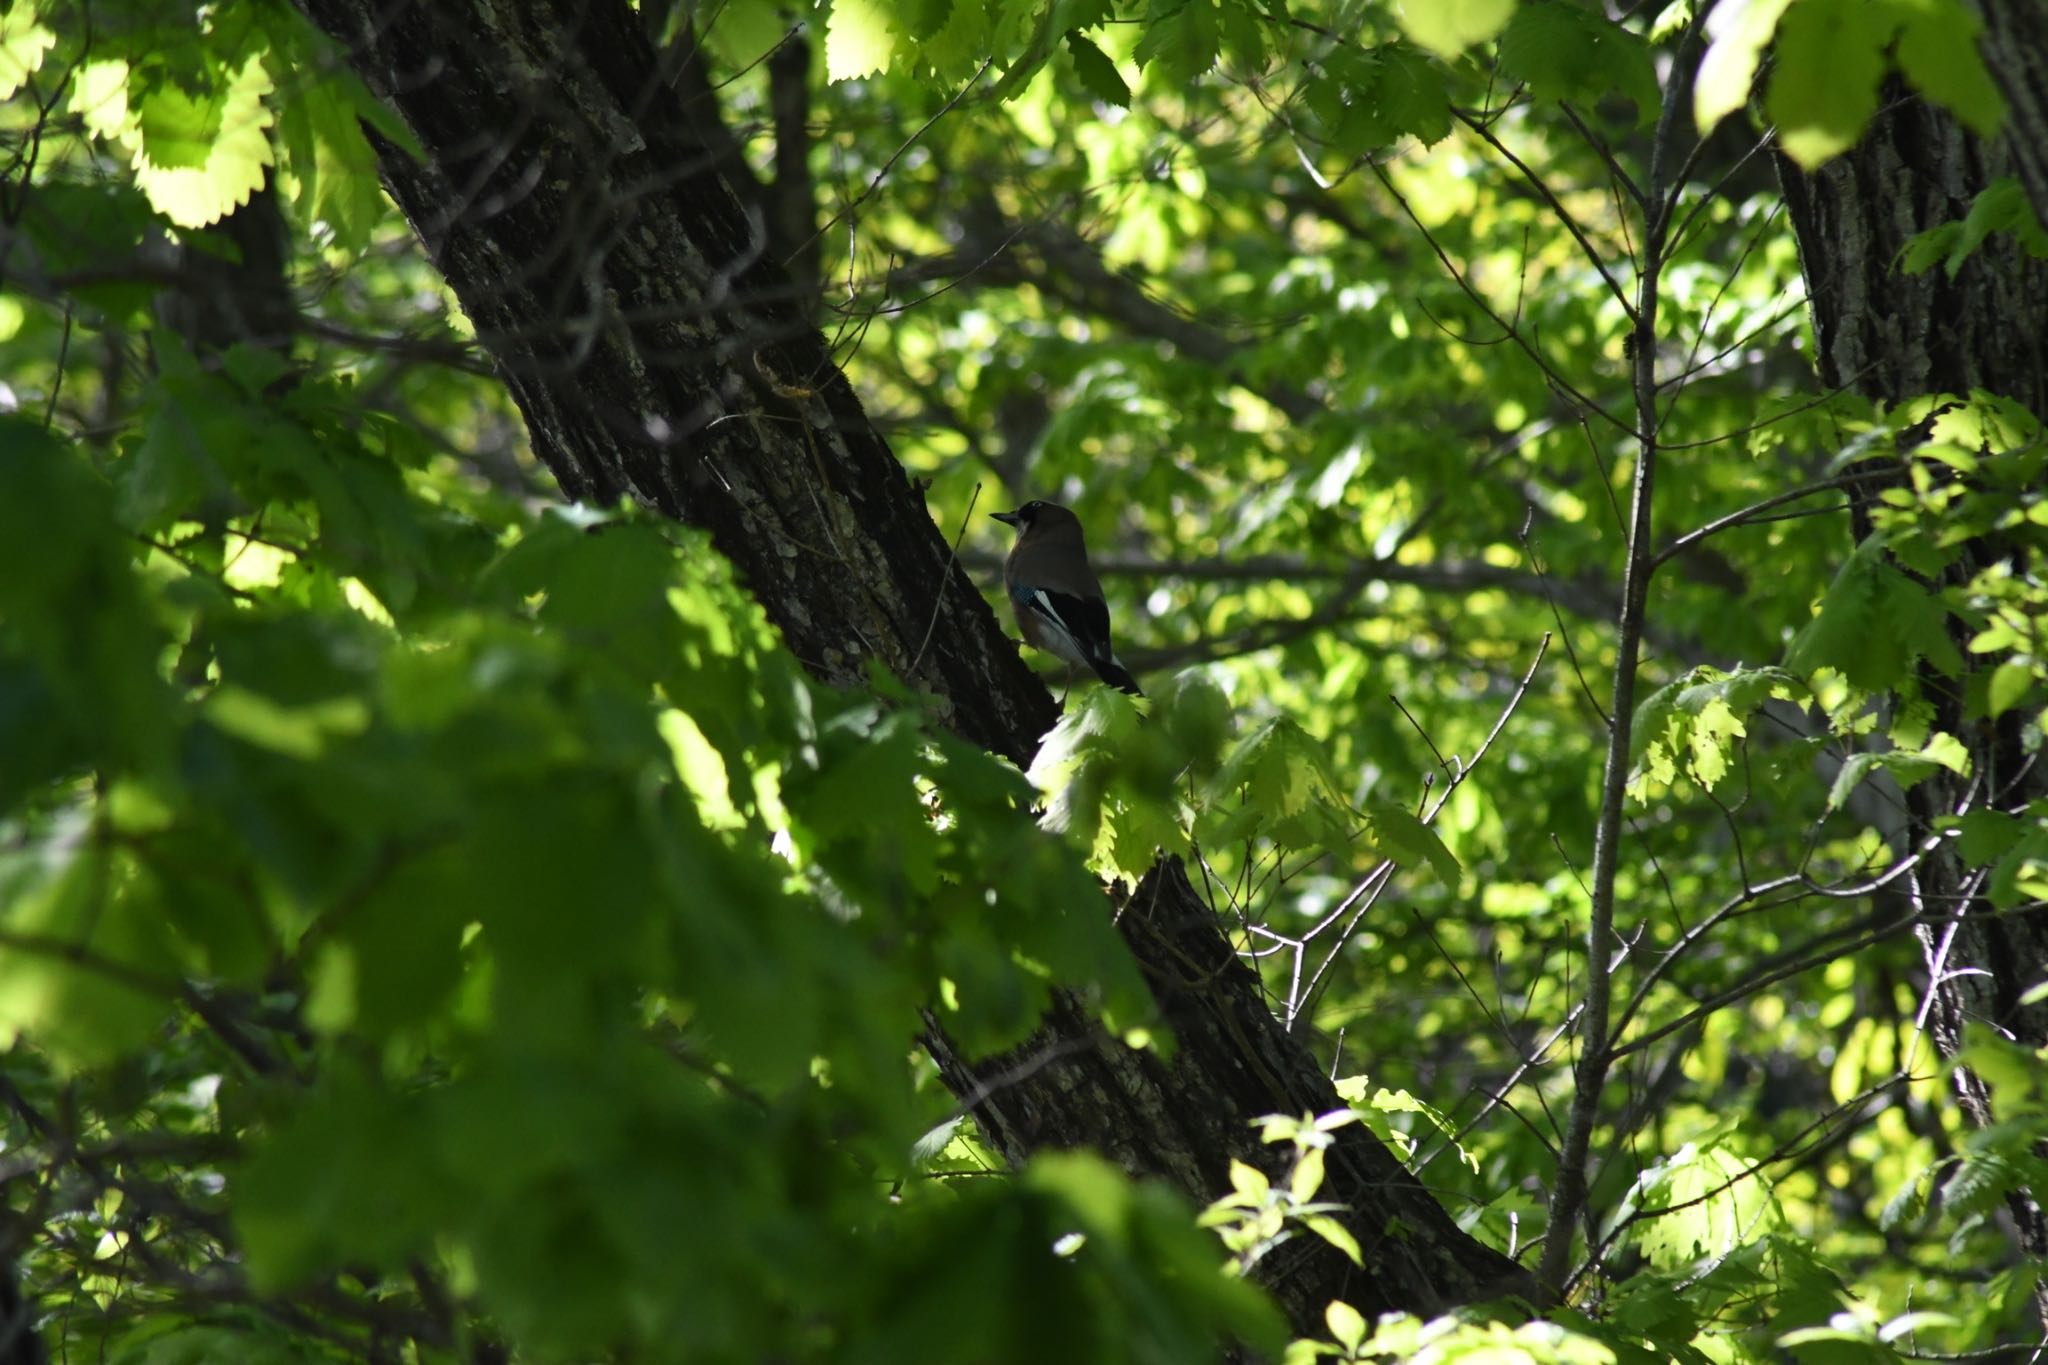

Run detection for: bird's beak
[[991, 509, 1022, 527]]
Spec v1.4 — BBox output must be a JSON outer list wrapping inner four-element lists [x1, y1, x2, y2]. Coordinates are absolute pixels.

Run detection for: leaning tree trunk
[[295, 0, 1527, 1332], [1776, 0, 2048, 1326]]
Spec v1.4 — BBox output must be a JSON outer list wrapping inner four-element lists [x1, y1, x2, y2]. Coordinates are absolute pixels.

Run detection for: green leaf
[[130, 54, 277, 227], [0, 5, 56, 101], [1902, 177, 2048, 279], [1825, 734, 1970, 813], [202, 686, 370, 760], [1988, 827, 2048, 910], [1305, 1216, 1363, 1267], [1397, 0, 1516, 58], [1217, 0, 1267, 71], [1952, 808, 2023, 865], [1135, 0, 1222, 87], [1765, 0, 1894, 169], [827, 0, 897, 81], [1205, 717, 1355, 855], [0, 418, 173, 776], [1986, 660, 2033, 719], [136, 78, 226, 170], [1024, 1152, 1290, 1357], [1377, 43, 1453, 147], [1311, 43, 1451, 157], [274, 68, 391, 251], [900, 0, 957, 42], [0, 845, 176, 1069], [1326, 1299, 1367, 1350], [1497, 1, 1658, 121], [1631, 1136, 1776, 1268], [1629, 666, 1803, 797], [1160, 669, 1232, 777], [236, 1067, 454, 1291], [1066, 30, 1130, 107], [1693, 0, 1792, 133], [1362, 800, 1459, 883], [1786, 537, 1963, 690], [1896, 0, 2004, 137]]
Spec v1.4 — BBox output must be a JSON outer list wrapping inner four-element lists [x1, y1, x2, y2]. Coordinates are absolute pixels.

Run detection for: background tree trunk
[[296, 0, 1527, 1329], [1776, 5, 2048, 1325]]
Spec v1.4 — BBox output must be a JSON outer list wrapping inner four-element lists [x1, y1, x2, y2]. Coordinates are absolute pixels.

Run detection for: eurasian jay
[[992, 500, 1143, 699]]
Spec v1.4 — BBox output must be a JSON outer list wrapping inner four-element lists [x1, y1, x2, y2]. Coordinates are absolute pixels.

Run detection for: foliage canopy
[[2, 0, 2046, 1361]]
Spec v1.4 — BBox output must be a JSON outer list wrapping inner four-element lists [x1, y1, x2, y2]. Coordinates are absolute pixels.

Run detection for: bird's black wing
[[1026, 587, 1114, 660]]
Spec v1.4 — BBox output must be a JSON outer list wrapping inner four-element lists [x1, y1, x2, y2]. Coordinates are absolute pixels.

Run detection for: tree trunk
[[1970, 0, 2048, 225], [295, 0, 1527, 1332], [1776, 5, 2048, 1325]]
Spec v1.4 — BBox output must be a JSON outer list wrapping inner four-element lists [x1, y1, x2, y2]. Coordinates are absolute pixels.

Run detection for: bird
[[991, 500, 1143, 700]]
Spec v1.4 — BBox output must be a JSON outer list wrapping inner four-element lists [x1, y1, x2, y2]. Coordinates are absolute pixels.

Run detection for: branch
[[1538, 4, 1705, 1294]]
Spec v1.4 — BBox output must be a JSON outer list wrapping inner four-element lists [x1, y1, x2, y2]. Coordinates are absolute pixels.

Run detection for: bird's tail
[[1094, 656, 1144, 696]]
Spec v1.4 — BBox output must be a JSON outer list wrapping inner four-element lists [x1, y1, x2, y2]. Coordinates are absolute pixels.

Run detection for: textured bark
[[1969, 0, 2048, 226], [295, 0, 1526, 1333], [928, 858, 1533, 1327], [300, 0, 1049, 766], [1776, 6, 2048, 1325]]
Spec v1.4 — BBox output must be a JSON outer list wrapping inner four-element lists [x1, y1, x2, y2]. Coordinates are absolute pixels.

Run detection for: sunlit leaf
[[827, 0, 897, 80], [0, 5, 55, 101], [1397, 0, 1515, 58]]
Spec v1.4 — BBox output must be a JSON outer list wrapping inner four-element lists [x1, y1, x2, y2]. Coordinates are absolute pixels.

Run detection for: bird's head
[[992, 500, 1081, 535]]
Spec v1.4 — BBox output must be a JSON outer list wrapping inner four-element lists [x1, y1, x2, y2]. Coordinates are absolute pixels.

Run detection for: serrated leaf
[[1378, 43, 1452, 146], [901, 0, 956, 41], [1953, 1027, 2044, 1101], [826, 0, 896, 81], [275, 67, 391, 251], [1217, 0, 1266, 71], [1632, 1139, 1775, 1268], [1066, 30, 1130, 107], [1311, 43, 1450, 156], [137, 79, 225, 170], [71, 58, 133, 141], [1943, 1150, 2021, 1220], [130, 54, 277, 228], [1135, 0, 1222, 86], [1899, 221, 1962, 277], [1878, 1163, 1937, 1231], [1207, 717, 1355, 855], [1787, 537, 1962, 690], [1629, 666, 1803, 797], [0, 6, 56, 101], [1498, 1, 1658, 121], [1397, 0, 1515, 58]]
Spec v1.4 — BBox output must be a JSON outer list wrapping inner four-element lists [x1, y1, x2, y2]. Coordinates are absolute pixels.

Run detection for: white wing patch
[[1024, 589, 1093, 670]]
